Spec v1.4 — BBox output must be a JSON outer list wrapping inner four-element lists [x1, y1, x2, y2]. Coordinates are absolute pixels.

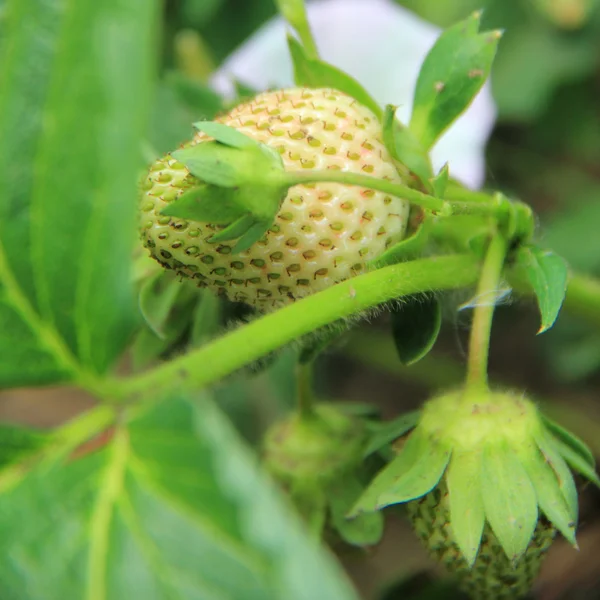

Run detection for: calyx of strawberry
[[351, 388, 600, 598]]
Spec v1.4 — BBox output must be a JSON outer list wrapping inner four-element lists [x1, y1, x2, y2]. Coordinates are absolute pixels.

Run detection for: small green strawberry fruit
[[352, 389, 600, 599], [264, 404, 383, 546], [140, 87, 409, 310]]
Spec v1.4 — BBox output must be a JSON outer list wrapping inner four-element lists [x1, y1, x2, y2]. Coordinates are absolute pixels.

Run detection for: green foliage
[[514, 246, 568, 333], [390, 296, 442, 366], [410, 11, 501, 149], [0, 0, 157, 387], [0, 396, 357, 599]]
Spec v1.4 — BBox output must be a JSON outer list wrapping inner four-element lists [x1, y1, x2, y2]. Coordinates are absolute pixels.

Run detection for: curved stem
[[117, 254, 479, 400], [275, 0, 319, 58], [285, 170, 507, 218], [465, 233, 509, 390]]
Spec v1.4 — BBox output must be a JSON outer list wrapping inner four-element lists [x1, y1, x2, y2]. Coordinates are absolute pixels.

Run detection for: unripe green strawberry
[[407, 482, 555, 599], [140, 87, 409, 309], [352, 389, 599, 600]]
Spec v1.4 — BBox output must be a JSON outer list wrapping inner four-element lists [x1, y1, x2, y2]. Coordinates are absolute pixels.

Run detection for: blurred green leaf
[[0, 395, 358, 600], [542, 414, 595, 467], [191, 289, 222, 346], [390, 295, 442, 365], [410, 11, 500, 149], [0, 423, 47, 468], [181, 0, 224, 27], [0, 0, 157, 387], [480, 442, 538, 560], [515, 246, 568, 333], [287, 36, 382, 118], [138, 272, 186, 338], [545, 429, 600, 488]]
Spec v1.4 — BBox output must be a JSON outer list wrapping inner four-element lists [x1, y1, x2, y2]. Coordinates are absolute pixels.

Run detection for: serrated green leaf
[[287, 35, 382, 119], [377, 440, 450, 508], [535, 428, 580, 518], [350, 429, 426, 516], [138, 272, 184, 339], [329, 474, 383, 547], [430, 164, 449, 198], [363, 411, 420, 458], [515, 246, 568, 334], [390, 295, 442, 366], [517, 439, 576, 545], [541, 415, 595, 468], [446, 451, 485, 567], [0, 395, 358, 600], [410, 12, 501, 149], [209, 214, 256, 243], [0, 0, 157, 387], [480, 441, 538, 561], [161, 185, 246, 223], [382, 106, 433, 189], [368, 217, 431, 269], [193, 120, 258, 149], [544, 429, 600, 489]]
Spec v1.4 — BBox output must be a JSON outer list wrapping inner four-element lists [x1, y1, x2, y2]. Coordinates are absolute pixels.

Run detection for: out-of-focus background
[[3, 0, 600, 598]]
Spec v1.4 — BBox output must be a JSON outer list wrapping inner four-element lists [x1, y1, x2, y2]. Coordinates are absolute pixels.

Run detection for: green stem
[[285, 170, 508, 219], [465, 233, 509, 390], [118, 254, 479, 400], [286, 170, 444, 211], [296, 361, 316, 418]]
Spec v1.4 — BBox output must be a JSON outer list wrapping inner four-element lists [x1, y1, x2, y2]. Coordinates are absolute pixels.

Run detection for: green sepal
[[446, 451, 485, 567], [368, 217, 431, 269], [430, 164, 449, 198], [480, 441, 538, 561], [192, 120, 258, 148], [535, 429, 580, 518], [138, 271, 186, 339], [350, 428, 426, 516], [172, 140, 285, 192], [543, 429, 600, 489], [390, 295, 442, 366], [290, 484, 328, 540], [410, 11, 501, 149], [161, 185, 246, 223], [232, 219, 272, 253], [517, 439, 577, 545], [541, 415, 595, 468], [362, 411, 420, 458], [329, 474, 384, 547], [514, 245, 568, 334], [376, 440, 450, 508], [382, 105, 433, 189], [208, 214, 256, 243], [287, 35, 382, 118]]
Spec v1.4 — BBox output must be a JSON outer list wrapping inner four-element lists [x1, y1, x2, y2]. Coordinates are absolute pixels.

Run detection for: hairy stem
[[465, 233, 509, 390], [118, 254, 479, 400], [285, 170, 508, 218]]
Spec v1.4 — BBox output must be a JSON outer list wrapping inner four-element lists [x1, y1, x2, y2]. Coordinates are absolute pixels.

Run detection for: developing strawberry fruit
[[140, 87, 409, 309]]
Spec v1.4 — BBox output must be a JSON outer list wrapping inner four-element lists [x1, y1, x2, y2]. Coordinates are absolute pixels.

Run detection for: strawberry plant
[[1, 0, 600, 599]]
